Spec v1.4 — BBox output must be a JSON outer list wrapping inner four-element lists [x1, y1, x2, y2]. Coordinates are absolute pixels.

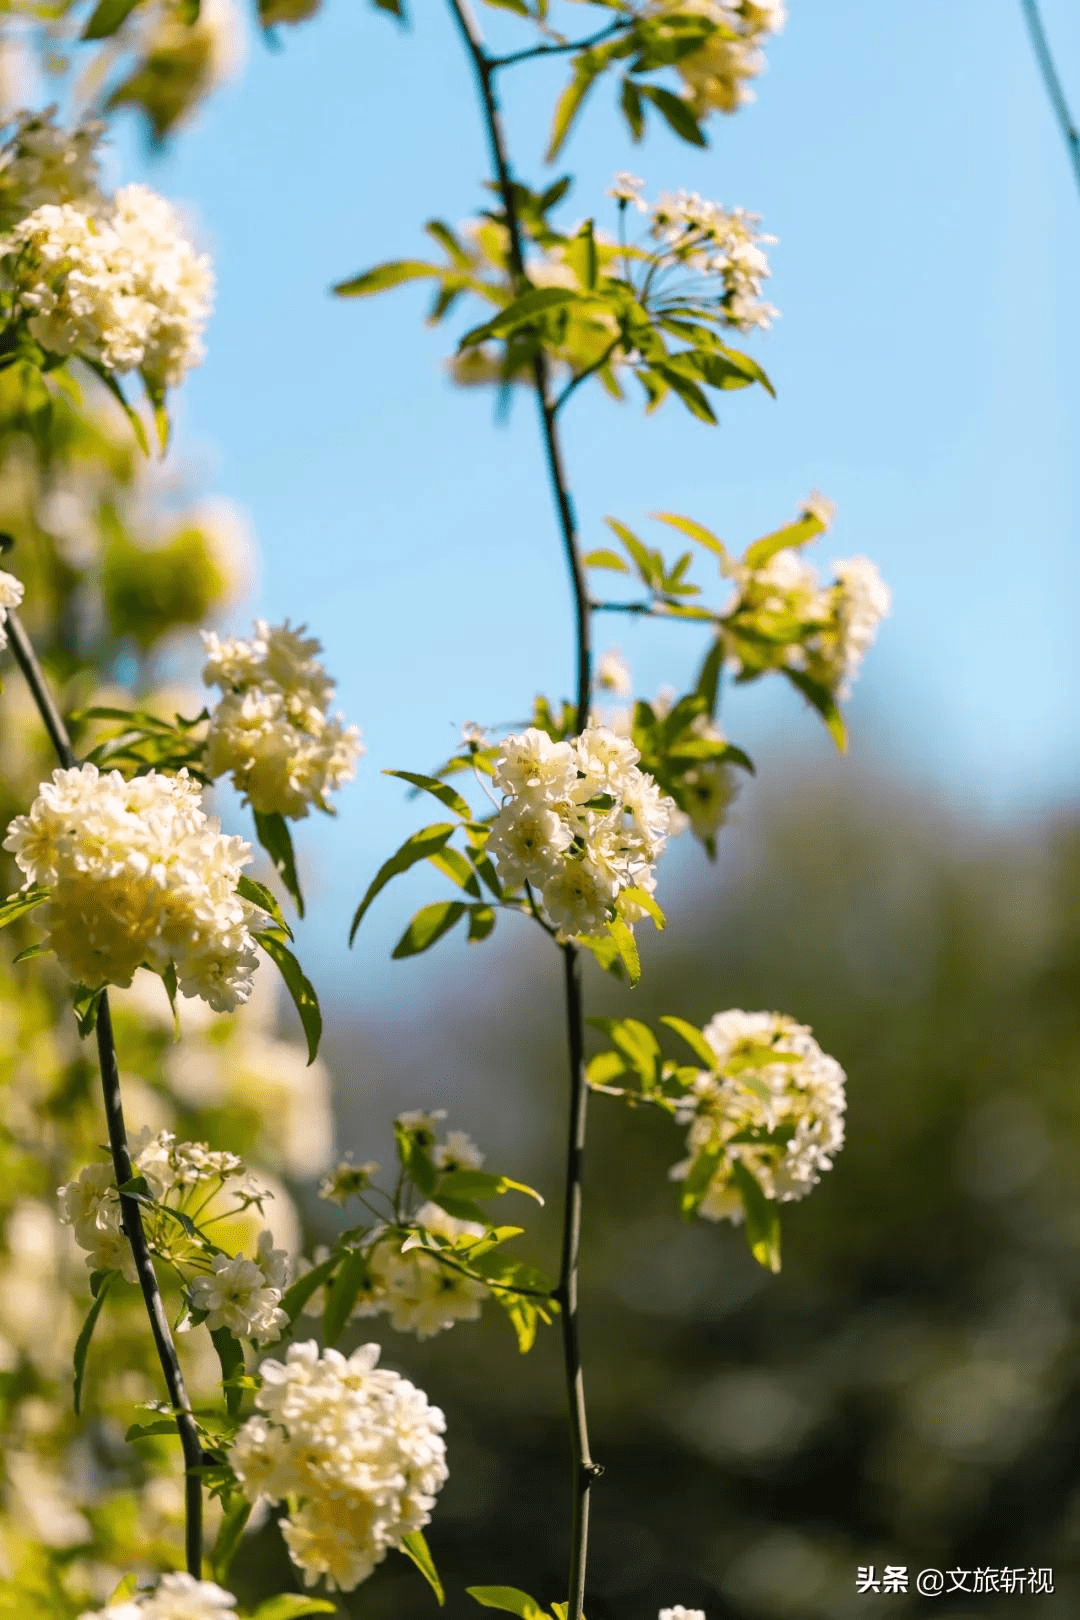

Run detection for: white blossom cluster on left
[[1, 181, 213, 392], [3, 763, 260, 1009]]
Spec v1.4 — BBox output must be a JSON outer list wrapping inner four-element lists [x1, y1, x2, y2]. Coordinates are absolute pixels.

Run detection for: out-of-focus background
[[5, 0, 1080, 1615]]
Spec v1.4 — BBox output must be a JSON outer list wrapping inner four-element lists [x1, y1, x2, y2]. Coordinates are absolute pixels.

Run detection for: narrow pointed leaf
[[256, 932, 322, 1061], [392, 900, 466, 959], [253, 811, 304, 916], [73, 1272, 115, 1413], [334, 259, 439, 298], [350, 823, 456, 942], [401, 1529, 445, 1605]]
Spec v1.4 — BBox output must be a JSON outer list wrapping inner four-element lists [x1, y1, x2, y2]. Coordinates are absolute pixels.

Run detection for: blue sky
[[107, 0, 1080, 994]]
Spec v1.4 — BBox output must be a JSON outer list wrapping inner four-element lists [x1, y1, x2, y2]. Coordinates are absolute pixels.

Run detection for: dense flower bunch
[[201, 618, 363, 818], [487, 725, 674, 939], [0, 110, 104, 227], [670, 1010, 847, 1222], [0, 568, 23, 650], [77, 1573, 238, 1620], [229, 1340, 449, 1591], [729, 541, 891, 695], [644, 0, 786, 117], [1, 182, 213, 390], [3, 763, 260, 1010], [58, 1131, 290, 1341], [611, 176, 777, 333]]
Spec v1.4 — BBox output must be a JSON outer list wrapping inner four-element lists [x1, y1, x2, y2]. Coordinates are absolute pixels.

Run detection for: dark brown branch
[[5, 608, 205, 1578]]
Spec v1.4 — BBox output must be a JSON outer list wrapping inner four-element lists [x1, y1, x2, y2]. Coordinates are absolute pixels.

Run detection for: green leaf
[[349, 823, 456, 943], [256, 932, 322, 1062], [400, 1529, 444, 1606], [73, 985, 105, 1038], [107, 1576, 139, 1606], [73, 1273, 115, 1414], [323, 1246, 374, 1344], [679, 1144, 723, 1217], [249, 1599, 338, 1620], [392, 901, 467, 959], [651, 362, 717, 423], [639, 83, 707, 146], [81, 0, 141, 41], [253, 811, 305, 917], [713, 344, 775, 398], [125, 1419, 183, 1440], [783, 668, 847, 752], [237, 874, 292, 938], [0, 886, 47, 929], [12, 941, 50, 964], [210, 1327, 245, 1418], [546, 59, 601, 161], [566, 220, 598, 290], [730, 1160, 782, 1272], [743, 512, 824, 571], [588, 1016, 660, 1083], [619, 886, 666, 931], [607, 917, 640, 986], [426, 843, 481, 898], [652, 511, 728, 562], [695, 634, 726, 715], [385, 769, 472, 819], [605, 518, 660, 586], [468, 1587, 544, 1620], [659, 1015, 716, 1069], [464, 287, 579, 345], [467, 902, 497, 942], [333, 259, 439, 298], [83, 360, 149, 455], [439, 1169, 544, 1206], [212, 1494, 253, 1584], [280, 1253, 339, 1324], [620, 74, 645, 141], [582, 548, 629, 572]]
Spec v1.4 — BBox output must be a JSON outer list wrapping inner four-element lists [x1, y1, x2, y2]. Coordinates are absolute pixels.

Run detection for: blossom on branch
[[77, 1573, 237, 1620], [229, 1339, 448, 1591], [487, 724, 674, 941], [3, 764, 260, 1010], [671, 1010, 847, 1223], [1, 183, 213, 390], [644, 0, 786, 118], [201, 618, 363, 818]]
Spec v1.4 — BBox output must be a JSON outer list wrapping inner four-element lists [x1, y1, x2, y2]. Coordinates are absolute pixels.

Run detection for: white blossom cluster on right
[[730, 541, 891, 696], [487, 724, 674, 939], [643, 0, 786, 117], [1, 181, 213, 391], [228, 1339, 448, 1592], [201, 618, 363, 819], [670, 1010, 847, 1223], [3, 763, 260, 1010], [612, 173, 776, 333]]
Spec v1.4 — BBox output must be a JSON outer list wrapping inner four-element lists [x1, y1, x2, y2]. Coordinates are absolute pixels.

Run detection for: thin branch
[[444, 8, 598, 1617], [589, 597, 657, 615], [1020, 0, 1080, 197], [5, 608, 205, 1578], [491, 18, 629, 70], [553, 338, 624, 415]]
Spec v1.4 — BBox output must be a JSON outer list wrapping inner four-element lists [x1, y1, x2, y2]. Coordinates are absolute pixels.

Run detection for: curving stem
[[444, 5, 598, 1615], [4, 608, 205, 1577]]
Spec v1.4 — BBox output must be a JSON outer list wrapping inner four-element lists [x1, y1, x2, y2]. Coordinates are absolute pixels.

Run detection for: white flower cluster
[[645, 0, 786, 117], [1, 182, 213, 390], [0, 110, 104, 226], [201, 619, 363, 819], [487, 725, 674, 940], [731, 540, 891, 696], [0, 566, 23, 651], [57, 1160, 136, 1284], [3, 763, 260, 1010], [77, 1573, 237, 1620], [187, 1228, 289, 1345], [229, 1339, 449, 1592], [651, 189, 777, 331], [670, 1010, 846, 1223], [660, 1609, 707, 1620]]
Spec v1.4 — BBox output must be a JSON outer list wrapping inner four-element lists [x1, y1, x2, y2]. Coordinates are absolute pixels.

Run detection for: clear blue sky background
[[106, 0, 1079, 996]]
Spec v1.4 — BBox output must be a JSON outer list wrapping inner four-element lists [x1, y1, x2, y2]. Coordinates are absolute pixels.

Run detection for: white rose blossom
[[77, 1574, 238, 1620], [229, 1340, 448, 1592], [3, 763, 260, 1010], [486, 724, 674, 941], [1, 182, 213, 390], [670, 1010, 847, 1223], [201, 618, 363, 818]]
